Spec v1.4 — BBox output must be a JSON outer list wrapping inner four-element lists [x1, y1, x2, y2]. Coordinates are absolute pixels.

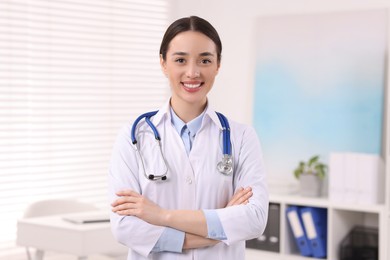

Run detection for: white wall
[[171, 0, 390, 124]]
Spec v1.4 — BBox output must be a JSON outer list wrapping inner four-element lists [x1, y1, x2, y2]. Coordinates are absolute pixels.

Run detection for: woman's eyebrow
[[199, 52, 214, 57], [172, 51, 188, 56], [171, 51, 215, 57]]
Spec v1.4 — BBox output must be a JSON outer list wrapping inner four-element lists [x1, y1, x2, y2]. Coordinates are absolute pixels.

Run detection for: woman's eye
[[175, 58, 185, 63], [201, 59, 211, 64]]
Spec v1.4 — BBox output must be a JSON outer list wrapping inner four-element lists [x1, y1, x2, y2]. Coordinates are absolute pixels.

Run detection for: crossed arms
[[111, 187, 253, 249]]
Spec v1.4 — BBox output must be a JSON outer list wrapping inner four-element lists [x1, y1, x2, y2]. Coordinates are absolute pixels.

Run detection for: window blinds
[[0, 0, 169, 256]]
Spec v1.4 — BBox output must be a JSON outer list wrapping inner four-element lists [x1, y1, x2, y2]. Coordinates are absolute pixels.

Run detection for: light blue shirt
[[170, 107, 204, 155], [151, 107, 227, 253]]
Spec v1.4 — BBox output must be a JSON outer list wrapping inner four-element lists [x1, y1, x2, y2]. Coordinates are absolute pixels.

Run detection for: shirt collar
[[170, 106, 205, 137]]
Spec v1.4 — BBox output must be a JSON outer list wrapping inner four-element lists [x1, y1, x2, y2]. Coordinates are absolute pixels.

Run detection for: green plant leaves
[[293, 155, 327, 180]]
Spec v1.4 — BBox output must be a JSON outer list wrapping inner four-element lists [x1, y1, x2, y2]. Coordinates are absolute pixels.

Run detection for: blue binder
[[286, 206, 313, 256], [300, 207, 327, 258]]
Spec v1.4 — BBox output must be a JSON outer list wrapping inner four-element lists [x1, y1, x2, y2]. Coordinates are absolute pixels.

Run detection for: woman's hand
[[226, 187, 252, 207], [111, 190, 167, 226]]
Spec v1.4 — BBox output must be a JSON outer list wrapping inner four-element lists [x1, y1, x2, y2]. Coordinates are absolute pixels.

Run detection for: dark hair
[[159, 16, 222, 64]]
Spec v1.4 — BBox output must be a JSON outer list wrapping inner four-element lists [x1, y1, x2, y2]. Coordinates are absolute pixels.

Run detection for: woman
[[109, 16, 268, 260]]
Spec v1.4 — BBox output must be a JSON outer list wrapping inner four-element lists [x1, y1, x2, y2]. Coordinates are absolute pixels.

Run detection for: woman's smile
[[182, 81, 203, 92]]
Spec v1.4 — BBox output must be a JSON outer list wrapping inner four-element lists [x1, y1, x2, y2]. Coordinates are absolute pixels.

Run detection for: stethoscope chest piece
[[217, 154, 233, 175]]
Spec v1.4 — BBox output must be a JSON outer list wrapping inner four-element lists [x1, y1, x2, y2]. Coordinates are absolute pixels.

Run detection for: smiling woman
[[108, 16, 269, 260], [161, 30, 220, 122]]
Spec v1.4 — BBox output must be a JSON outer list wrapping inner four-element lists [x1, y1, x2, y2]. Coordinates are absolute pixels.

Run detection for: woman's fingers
[[113, 194, 165, 225], [116, 190, 141, 197], [111, 196, 136, 207], [111, 190, 141, 207], [227, 187, 244, 206], [112, 202, 137, 212], [227, 187, 253, 207], [116, 209, 137, 216], [235, 188, 252, 204]]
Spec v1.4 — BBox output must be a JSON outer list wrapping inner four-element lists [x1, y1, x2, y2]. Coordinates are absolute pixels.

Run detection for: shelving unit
[[246, 194, 387, 260]]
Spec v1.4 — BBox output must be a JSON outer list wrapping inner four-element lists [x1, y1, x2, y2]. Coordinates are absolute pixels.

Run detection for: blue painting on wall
[[253, 10, 387, 178]]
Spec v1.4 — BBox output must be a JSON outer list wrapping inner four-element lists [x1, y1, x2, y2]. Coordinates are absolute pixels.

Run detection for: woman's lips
[[182, 82, 203, 92]]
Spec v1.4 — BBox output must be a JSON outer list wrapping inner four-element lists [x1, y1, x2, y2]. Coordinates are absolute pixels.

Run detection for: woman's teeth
[[183, 83, 201, 89]]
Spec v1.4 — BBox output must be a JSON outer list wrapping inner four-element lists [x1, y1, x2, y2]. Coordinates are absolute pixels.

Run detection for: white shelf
[[331, 201, 386, 214], [270, 194, 386, 213], [270, 194, 329, 208], [248, 193, 385, 259]]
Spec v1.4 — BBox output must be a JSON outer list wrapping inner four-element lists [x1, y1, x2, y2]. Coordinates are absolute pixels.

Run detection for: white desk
[[17, 211, 128, 260]]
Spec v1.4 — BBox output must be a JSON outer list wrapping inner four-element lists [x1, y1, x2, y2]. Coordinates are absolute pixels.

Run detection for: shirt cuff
[[151, 227, 185, 253], [203, 209, 227, 240]]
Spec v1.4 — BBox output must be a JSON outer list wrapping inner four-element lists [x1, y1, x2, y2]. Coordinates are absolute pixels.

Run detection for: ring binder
[[300, 207, 327, 258], [246, 203, 280, 252], [286, 206, 313, 256]]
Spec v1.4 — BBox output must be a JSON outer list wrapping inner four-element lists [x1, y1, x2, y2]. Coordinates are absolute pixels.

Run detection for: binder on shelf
[[357, 153, 384, 205], [246, 226, 268, 251], [286, 206, 312, 257], [246, 203, 280, 252], [329, 153, 346, 202], [300, 207, 327, 258], [267, 203, 280, 252], [329, 152, 384, 205], [344, 153, 359, 203]]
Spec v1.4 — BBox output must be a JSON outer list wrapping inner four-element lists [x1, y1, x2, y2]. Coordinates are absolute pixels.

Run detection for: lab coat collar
[[204, 101, 225, 131], [152, 99, 224, 130], [152, 100, 171, 127]]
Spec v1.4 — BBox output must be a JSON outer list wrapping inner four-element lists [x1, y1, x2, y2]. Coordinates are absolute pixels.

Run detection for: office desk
[[17, 211, 128, 260]]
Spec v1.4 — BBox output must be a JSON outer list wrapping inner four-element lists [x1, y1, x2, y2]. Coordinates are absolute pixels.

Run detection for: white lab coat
[[108, 100, 269, 260]]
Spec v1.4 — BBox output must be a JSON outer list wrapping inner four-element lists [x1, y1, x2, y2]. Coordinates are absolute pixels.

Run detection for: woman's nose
[[186, 64, 200, 78]]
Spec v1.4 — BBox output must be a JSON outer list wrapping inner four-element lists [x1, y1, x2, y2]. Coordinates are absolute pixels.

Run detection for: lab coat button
[[186, 177, 192, 184]]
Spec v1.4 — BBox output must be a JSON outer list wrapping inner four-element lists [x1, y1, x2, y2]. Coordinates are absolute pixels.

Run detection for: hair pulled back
[[159, 16, 222, 64]]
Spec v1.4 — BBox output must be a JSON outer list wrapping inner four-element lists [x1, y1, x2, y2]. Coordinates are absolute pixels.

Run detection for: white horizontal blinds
[[0, 0, 169, 257]]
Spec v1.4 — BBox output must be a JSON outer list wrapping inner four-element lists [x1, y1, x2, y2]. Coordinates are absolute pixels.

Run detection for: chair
[[22, 199, 98, 260]]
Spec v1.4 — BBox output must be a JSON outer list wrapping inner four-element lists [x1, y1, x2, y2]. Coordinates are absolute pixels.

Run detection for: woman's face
[[160, 31, 220, 109]]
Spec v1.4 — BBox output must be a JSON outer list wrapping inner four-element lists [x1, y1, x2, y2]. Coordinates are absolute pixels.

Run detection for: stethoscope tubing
[[131, 110, 233, 180], [131, 110, 159, 144], [216, 112, 231, 156]]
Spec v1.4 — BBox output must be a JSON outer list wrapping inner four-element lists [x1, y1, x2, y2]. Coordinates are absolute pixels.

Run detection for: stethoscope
[[131, 110, 233, 181]]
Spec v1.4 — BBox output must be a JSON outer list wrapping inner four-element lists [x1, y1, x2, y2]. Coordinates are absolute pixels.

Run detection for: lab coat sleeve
[[108, 124, 165, 257], [216, 126, 269, 245]]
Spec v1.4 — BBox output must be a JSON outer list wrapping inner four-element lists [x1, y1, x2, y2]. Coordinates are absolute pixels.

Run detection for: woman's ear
[[160, 54, 167, 77], [216, 62, 221, 75]]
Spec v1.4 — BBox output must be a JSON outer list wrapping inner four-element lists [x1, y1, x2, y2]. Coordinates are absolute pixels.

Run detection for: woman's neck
[[170, 98, 207, 123]]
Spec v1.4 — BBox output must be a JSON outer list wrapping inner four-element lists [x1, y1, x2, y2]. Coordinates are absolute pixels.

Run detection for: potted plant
[[293, 155, 327, 197]]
